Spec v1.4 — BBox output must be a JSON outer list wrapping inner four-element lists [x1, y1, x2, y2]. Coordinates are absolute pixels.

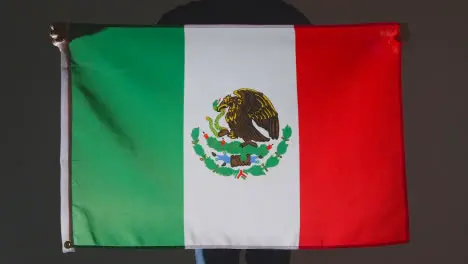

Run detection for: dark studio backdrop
[[7, 0, 467, 263]]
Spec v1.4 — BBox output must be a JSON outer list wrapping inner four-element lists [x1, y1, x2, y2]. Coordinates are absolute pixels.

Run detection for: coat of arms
[[190, 88, 292, 180]]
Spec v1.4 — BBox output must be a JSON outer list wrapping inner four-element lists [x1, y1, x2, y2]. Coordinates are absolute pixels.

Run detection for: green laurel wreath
[[190, 125, 292, 179]]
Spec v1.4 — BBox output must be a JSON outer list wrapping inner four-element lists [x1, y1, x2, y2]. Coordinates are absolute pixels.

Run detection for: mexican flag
[[57, 23, 408, 253]]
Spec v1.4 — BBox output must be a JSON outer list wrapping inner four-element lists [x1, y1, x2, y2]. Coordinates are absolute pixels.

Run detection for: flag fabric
[[59, 23, 408, 253]]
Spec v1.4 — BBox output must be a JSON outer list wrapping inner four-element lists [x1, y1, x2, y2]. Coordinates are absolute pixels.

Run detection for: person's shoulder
[[267, 1, 311, 24]]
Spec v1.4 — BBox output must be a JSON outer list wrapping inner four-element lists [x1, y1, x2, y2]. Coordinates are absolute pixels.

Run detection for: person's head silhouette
[[157, 0, 310, 25]]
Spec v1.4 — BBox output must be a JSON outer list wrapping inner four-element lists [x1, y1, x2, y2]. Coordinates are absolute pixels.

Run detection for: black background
[[8, 0, 468, 263]]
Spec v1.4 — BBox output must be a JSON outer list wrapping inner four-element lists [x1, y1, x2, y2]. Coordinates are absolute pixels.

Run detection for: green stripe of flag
[[69, 27, 185, 246]]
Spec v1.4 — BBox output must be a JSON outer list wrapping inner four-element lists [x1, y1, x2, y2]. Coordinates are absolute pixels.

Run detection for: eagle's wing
[[234, 88, 280, 140]]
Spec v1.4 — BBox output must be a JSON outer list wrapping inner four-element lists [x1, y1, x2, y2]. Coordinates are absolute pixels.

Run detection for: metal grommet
[[64, 241, 73, 249]]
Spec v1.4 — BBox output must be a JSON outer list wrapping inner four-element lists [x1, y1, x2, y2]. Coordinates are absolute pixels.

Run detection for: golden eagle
[[216, 88, 280, 147]]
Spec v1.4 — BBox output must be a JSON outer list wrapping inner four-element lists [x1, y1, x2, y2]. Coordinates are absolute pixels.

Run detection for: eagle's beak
[[216, 103, 228, 112]]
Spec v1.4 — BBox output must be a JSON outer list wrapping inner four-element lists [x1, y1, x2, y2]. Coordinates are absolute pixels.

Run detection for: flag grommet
[[64, 241, 73, 249]]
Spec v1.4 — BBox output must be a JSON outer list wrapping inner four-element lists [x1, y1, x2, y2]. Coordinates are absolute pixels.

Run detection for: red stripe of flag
[[295, 24, 409, 248]]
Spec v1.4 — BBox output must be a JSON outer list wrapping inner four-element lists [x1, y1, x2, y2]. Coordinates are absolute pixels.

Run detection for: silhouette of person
[[158, 2, 310, 264]]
